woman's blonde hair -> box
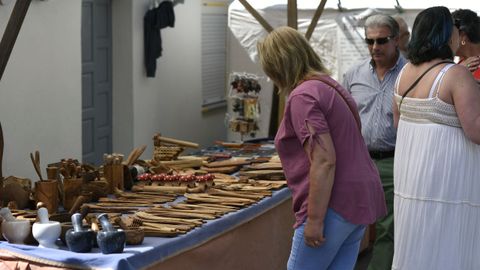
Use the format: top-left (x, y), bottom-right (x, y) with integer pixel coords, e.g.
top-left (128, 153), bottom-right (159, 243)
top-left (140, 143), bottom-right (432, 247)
top-left (257, 26), bottom-right (329, 95)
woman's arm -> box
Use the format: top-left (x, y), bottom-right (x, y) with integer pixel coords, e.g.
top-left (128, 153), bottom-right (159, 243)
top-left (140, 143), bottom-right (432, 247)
top-left (303, 125), bottom-right (336, 247)
top-left (446, 65), bottom-right (480, 144)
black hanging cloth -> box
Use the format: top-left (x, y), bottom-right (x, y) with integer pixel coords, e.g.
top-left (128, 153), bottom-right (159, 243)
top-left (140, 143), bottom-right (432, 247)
top-left (144, 1), bottom-right (175, 77)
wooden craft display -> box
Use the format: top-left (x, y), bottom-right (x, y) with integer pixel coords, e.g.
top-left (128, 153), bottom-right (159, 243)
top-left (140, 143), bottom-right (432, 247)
top-left (53, 159), bottom-right (86, 211)
top-left (29, 150), bottom-right (59, 213)
top-left (103, 153), bottom-right (124, 193)
top-left (34, 180), bottom-right (58, 214)
top-left (63, 178), bottom-right (83, 211)
top-left (152, 133), bottom-right (199, 161)
top-left (0, 176), bottom-right (31, 209)
top-left (227, 73), bottom-right (262, 139)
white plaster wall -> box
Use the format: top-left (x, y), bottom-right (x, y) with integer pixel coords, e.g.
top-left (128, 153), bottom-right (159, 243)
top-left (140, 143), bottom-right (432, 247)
top-left (0, 0), bottom-right (234, 182)
top-left (126, 0), bottom-right (227, 157)
top-left (0, 0), bottom-right (82, 181)
top-left (112, 0), bottom-right (134, 156)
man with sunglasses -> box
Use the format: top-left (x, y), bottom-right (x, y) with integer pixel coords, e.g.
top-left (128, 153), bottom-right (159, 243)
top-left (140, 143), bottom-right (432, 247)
top-left (342, 14), bottom-right (407, 270)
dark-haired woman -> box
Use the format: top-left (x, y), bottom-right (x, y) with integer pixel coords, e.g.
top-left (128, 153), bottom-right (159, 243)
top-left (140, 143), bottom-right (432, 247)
top-left (452, 9), bottom-right (480, 80)
top-left (392, 6), bottom-right (480, 270)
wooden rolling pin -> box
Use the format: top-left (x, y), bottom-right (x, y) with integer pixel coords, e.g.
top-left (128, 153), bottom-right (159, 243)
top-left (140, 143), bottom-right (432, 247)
top-left (156, 135), bottom-right (199, 149)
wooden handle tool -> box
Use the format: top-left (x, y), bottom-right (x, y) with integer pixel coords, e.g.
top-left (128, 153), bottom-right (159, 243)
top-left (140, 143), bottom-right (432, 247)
top-left (68, 195), bottom-right (89, 214)
top-left (124, 145), bottom-right (146, 167)
top-left (131, 145), bottom-right (147, 165)
top-left (124, 148), bottom-right (137, 167)
top-left (158, 136), bottom-right (199, 148)
top-left (30, 152), bottom-right (44, 180)
top-left (0, 123), bottom-right (3, 180)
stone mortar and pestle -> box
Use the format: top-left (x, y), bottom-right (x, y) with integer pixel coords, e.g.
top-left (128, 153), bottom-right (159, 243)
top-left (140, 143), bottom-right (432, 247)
top-left (65, 213), bottom-right (95, 253)
top-left (0, 207), bottom-right (31, 244)
top-left (96, 213), bottom-right (126, 254)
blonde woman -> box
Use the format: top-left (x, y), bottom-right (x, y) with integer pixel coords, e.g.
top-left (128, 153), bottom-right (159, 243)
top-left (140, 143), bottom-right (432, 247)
top-left (257, 26), bottom-right (386, 270)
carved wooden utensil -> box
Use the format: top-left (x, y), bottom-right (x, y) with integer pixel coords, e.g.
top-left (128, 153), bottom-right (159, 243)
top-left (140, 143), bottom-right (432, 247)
top-left (0, 123), bottom-right (3, 181)
top-left (0, 124), bottom-right (4, 205)
top-left (30, 150), bottom-right (44, 181)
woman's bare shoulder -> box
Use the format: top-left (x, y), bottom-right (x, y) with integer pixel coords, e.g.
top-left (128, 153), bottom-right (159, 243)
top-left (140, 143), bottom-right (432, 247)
top-left (443, 64), bottom-right (476, 88)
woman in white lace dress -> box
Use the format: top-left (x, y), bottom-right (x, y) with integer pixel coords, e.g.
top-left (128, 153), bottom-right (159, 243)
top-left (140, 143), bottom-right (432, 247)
top-left (392, 6), bottom-right (480, 270)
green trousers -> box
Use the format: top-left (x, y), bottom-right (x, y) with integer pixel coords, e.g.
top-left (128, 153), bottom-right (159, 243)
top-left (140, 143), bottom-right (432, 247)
top-left (367, 157), bottom-right (394, 270)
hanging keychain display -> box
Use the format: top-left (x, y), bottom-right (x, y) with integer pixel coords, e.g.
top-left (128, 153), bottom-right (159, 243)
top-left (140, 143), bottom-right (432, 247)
top-left (227, 72), bottom-right (262, 140)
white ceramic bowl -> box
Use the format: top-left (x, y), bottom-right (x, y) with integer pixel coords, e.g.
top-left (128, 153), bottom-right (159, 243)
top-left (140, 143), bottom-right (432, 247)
top-left (32, 221), bottom-right (61, 249)
top-left (1, 219), bottom-right (31, 244)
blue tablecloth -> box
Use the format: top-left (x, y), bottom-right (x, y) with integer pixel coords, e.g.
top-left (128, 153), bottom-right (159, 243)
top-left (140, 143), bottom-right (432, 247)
top-left (0, 188), bottom-right (292, 270)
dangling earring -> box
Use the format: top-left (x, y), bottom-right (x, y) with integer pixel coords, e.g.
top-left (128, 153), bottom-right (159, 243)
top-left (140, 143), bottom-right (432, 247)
top-left (461, 40), bottom-right (466, 45)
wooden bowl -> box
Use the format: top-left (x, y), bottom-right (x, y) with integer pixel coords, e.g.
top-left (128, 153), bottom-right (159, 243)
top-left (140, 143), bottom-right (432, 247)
top-left (125, 229), bottom-right (144, 245)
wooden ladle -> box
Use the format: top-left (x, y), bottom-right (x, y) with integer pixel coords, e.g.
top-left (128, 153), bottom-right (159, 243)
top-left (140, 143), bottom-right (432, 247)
top-left (30, 150), bottom-right (44, 181)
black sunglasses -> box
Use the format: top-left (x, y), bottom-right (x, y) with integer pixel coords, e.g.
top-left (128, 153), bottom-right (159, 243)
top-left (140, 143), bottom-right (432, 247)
top-left (365, 36), bottom-right (393, 45)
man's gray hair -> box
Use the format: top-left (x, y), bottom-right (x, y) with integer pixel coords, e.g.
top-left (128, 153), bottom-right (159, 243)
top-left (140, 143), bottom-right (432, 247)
top-left (364, 14), bottom-right (400, 37)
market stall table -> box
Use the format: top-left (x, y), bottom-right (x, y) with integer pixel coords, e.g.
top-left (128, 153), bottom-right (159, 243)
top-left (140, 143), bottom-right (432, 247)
top-left (0, 187), bottom-right (293, 270)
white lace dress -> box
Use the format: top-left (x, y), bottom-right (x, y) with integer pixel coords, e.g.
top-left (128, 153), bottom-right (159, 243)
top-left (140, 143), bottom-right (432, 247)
top-left (392, 64), bottom-right (480, 270)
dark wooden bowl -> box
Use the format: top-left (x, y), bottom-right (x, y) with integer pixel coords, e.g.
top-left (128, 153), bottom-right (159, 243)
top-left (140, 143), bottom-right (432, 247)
top-left (125, 228), bottom-right (144, 245)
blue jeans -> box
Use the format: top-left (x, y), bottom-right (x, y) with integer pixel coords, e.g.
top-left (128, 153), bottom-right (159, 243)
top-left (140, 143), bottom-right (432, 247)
top-left (287, 208), bottom-right (366, 270)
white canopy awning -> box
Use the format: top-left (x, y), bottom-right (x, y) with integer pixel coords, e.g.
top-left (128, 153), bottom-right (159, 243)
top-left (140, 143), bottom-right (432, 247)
top-left (230, 0), bottom-right (478, 12)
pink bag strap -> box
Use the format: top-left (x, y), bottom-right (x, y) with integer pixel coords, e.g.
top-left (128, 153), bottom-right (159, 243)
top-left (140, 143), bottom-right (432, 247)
top-left (302, 75), bottom-right (361, 131)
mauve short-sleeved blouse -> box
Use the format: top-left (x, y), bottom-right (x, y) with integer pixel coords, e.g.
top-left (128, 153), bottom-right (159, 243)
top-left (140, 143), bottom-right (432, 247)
top-left (275, 76), bottom-right (387, 228)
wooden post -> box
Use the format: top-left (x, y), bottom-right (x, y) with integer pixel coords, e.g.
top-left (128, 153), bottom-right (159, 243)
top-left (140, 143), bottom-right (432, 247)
top-left (238, 0), bottom-right (274, 33)
top-left (306, 0), bottom-right (328, 41)
top-left (276, 0), bottom-right (299, 127)
top-left (287, 0), bottom-right (297, 29)
top-left (0, 0), bottom-right (33, 80)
